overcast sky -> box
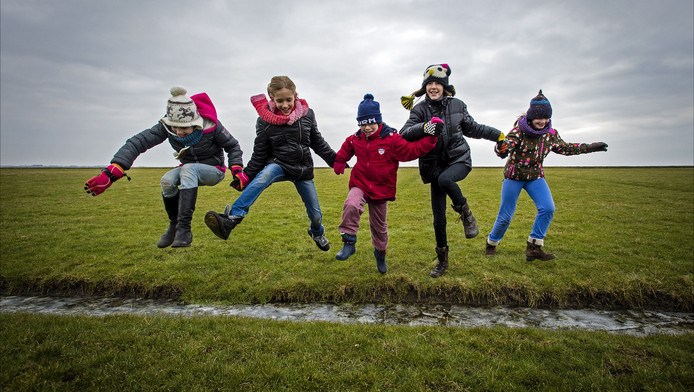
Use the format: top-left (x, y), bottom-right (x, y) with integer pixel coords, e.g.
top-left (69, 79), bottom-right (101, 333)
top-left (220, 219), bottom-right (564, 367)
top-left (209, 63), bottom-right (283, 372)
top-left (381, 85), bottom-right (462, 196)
top-left (1, 0), bottom-right (692, 168)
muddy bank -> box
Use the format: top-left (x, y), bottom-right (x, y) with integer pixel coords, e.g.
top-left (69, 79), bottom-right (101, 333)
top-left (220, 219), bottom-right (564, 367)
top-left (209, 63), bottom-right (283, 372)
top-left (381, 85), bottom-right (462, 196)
top-left (1, 278), bottom-right (690, 311)
top-left (2, 295), bottom-right (692, 337)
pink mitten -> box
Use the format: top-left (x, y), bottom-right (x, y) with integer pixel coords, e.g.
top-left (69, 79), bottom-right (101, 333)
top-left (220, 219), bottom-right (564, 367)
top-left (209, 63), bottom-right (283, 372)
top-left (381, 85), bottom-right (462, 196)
top-left (230, 165), bottom-right (249, 191)
top-left (333, 161), bottom-right (346, 175)
top-left (84, 163), bottom-right (126, 196)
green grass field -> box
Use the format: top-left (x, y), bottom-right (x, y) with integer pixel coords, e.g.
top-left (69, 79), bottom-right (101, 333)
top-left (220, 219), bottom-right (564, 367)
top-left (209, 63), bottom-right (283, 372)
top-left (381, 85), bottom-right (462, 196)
top-left (1, 167), bottom-right (692, 309)
top-left (1, 167), bottom-right (692, 390)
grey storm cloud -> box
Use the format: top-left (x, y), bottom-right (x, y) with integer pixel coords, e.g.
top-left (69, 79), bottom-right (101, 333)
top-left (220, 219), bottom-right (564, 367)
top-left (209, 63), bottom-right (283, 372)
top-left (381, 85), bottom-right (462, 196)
top-left (1, 0), bottom-right (692, 167)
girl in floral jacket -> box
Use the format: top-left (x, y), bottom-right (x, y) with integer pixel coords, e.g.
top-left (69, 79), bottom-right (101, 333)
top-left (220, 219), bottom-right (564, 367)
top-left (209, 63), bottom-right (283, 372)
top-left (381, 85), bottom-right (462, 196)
top-left (486, 90), bottom-right (608, 261)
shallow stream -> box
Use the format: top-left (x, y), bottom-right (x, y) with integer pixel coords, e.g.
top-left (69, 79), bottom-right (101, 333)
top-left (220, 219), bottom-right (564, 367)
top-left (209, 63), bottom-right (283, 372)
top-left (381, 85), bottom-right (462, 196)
top-left (2, 296), bottom-right (692, 337)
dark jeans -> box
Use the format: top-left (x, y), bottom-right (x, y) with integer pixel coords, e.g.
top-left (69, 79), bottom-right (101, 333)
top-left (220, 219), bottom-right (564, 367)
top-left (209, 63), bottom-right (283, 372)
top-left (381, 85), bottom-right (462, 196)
top-left (430, 162), bottom-right (471, 248)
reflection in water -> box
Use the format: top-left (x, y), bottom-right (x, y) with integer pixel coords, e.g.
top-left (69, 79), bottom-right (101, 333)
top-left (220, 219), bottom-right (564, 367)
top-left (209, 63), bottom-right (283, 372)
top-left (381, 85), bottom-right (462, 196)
top-left (1, 296), bottom-right (692, 337)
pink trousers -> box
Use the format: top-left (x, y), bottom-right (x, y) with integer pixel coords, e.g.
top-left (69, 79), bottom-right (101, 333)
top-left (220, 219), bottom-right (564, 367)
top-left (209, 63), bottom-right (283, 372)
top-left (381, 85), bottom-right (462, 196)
top-left (338, 187), bottom-right (388, 252)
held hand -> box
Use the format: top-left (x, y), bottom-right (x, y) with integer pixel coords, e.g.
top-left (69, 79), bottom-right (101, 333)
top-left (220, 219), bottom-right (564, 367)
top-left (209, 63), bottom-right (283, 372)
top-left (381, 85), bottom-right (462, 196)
top-left (230, 165), bottom-right (249, 192)
top-left (494, 140), bottom-right (509, 158)
top-left (84, 164), bottom-right (126, 196)
top-left (423, 117), bottom-right (444, 136)
top-left (586, 142), bottom-right (608, 152)
top-left (333, 161), bottom-right (346, 175)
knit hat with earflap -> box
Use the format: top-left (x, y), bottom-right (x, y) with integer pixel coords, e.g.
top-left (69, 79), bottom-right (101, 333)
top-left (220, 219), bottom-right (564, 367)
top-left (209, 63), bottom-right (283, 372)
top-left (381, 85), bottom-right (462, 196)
top-left (356, 93), bottom-right (382, 125)
top-left (162, 86), bottom-right (204, 129)
top-left (526, 89), bottom-right (552, 121)
top-left (401, 64), bottom-right (457, 110)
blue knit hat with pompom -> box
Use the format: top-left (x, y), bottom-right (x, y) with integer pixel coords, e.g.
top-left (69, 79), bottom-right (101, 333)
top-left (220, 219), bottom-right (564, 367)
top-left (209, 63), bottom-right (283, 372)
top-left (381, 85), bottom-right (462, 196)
top-left (356, 93), bottom-right (382, 125)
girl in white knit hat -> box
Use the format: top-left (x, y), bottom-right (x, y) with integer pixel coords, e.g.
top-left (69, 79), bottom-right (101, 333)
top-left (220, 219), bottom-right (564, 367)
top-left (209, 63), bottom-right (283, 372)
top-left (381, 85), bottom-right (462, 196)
top-left (84, 86), bottom-right (244, 248)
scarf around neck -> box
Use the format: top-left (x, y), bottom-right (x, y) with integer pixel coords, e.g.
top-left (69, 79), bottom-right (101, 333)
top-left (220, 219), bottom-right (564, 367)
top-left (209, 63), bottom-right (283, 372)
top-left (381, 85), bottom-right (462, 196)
top-left (252, 95), bottom-right (310, 125)
top-left (518, 115), bottom-right (552, 137)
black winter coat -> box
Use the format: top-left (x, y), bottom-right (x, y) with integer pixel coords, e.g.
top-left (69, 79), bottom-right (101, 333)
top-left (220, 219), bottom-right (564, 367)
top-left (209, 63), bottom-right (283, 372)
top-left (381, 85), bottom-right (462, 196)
top-left (111, 121), bottom-right (243, 170)
top-left (400, 97), bottom-right (501, 183)
top-left (244, 109), bottom-right (336, 181)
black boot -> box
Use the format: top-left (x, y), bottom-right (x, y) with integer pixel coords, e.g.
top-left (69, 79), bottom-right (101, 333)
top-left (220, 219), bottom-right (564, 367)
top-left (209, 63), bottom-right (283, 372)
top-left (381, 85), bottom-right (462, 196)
top-left (335, 234), bottom-right (356, 260)
top-left (171, 188), bottom-right (197, 247)
top-left (452, 203), bottom-right (478, 239)
top-left (526, 240), bottom-right (555, 261)
top-left (157, 193), bottom-right (179, 248)
top-left (374, 249), bottom-right (387, 274)
top-left (429, 246), bottom-right (449, 278)
top-left (204, 206), bottom-right (243, 240)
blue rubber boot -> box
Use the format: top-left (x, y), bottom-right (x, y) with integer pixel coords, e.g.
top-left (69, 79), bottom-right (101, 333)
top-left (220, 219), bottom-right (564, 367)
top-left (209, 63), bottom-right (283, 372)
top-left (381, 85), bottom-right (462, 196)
top-left (335, 234), bottom-right (356, 260)
top-left (374, 249), bottom-right (387, 274)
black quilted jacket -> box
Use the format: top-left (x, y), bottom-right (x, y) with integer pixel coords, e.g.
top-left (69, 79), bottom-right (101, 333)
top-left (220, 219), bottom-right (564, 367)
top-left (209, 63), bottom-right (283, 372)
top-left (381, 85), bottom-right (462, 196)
top-left (244, 109), bottom-right (336, 181)
top-left (400, 97), bottom-right (501, 183)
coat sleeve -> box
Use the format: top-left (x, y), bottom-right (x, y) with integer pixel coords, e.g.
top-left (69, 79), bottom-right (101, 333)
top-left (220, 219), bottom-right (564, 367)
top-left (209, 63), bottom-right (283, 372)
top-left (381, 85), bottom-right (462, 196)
top-left (399, 105), bottom-right (427, 141)
top-left (335, 136), bottom-right (355, 164)
top-left (243, 118), bottom-right (271, 180)
top-left (390, 133), bottom-right (438, 162)
top-left (308, 111), bottom-right (337, 167)
top-left (214, 122), bottom-right (244, 168)
top-left (456, 101), bottom-right (502, 142)
top-left (550, 130), bottom-right (586, 156)
top-left (111, 122), bottom-right (168, 170)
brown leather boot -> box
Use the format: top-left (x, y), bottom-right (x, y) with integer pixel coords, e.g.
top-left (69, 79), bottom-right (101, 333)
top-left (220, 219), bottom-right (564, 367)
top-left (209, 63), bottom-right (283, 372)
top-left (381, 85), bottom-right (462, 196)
top-left (430, 246), bottom-right (449, 278)
top-left (452, 203), bottom-right (478, 239)
top-left (485, 240), bottom-right (497, 256)
top-left (526, 241), bottom-right (555, 261)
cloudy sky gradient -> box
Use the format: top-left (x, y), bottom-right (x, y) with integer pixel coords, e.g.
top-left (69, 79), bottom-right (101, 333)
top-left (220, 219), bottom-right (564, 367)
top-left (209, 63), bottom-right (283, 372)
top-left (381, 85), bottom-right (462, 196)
top-left (1, 0), bottom-right (692, 168)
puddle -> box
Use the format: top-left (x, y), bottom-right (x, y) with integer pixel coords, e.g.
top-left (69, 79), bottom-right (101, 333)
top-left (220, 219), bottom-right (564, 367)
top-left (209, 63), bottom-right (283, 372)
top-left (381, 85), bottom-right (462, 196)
top-left (1, 296), bottom-right (692, 337)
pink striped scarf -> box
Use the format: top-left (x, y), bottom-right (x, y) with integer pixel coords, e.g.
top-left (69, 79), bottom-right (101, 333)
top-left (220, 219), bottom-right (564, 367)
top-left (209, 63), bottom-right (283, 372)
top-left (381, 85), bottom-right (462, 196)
top-left (251, 94), bottom-right (309, 125)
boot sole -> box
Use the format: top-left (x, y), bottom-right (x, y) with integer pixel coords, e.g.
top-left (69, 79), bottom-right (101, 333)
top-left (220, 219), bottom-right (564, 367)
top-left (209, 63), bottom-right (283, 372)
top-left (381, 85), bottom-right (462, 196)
top-left (335, 252), bottom-right (355, 261)
top-left (204, 212), bottom-right (230, 240)
top-left (526, 256), bottom-right (556, 261)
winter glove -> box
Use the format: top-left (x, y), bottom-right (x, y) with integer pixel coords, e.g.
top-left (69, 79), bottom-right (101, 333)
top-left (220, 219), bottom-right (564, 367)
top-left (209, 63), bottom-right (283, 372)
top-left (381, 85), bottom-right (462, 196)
top-left (333, 161), bottom-right (346, 175)
top-left (494, 132), bottom-right (508, 158)
top-left (495, 141), bottom-right (509, 158)
top-left (423, 117), bottom-right (444, 136)
top-left (230, 165), bottom-right (249, 192)
top-left (84, 163), bottom-right (127, 196)
top-left (585, 142), bottom-right (608, 153)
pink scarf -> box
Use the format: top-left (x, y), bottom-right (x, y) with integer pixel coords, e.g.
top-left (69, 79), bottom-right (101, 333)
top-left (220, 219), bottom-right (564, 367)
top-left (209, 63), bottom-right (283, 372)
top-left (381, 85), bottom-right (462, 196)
top-left (250, 94), bottom-right (309, 125)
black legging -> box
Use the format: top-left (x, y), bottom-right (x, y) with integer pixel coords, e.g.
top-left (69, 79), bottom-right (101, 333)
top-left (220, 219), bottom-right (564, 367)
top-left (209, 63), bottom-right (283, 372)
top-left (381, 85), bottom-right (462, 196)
top-left (430, 162), bottom-right (471, 248)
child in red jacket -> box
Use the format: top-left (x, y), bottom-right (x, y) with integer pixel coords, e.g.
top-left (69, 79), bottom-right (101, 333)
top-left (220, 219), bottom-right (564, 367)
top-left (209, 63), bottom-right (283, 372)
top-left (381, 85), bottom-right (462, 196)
top-left (333, 94), bottom-right (441, 273)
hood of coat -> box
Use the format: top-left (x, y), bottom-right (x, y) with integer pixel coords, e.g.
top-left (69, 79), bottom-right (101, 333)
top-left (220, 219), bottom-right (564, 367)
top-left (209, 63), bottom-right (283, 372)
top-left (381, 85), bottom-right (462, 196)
top-left (191, 92), bottom-right (218, 133)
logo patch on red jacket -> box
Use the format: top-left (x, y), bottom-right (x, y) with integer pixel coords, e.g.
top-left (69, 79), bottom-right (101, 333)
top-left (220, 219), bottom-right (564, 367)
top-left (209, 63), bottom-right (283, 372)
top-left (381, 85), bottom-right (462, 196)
top-left (378, 148), bottom-right (385, 155)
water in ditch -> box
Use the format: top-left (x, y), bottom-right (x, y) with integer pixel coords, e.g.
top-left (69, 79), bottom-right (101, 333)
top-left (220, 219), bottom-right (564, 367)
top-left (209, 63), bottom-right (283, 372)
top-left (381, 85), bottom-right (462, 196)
top-left (1, 295), bottom-right (692, 337)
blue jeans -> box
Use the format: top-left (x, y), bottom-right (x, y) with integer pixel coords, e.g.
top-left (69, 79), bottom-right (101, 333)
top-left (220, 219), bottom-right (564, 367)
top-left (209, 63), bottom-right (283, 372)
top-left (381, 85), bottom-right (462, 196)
top-left (488, 178), bottom-right (555, 244)
top-left (160, 163), bottom-right (225, 197)
top-left (231, 163), bottom-right (325, 236)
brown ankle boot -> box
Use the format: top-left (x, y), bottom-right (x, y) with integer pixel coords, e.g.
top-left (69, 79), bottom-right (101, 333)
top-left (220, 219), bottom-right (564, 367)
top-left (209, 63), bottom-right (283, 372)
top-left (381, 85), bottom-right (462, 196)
top-left (526, 241), bottom-right (555, 261)
top-left (452, 203), bottom-right (478, 239)
top-left (485, 241), bottom-right (497, 256)
top-left (430, 246), bottom-right (449, 278)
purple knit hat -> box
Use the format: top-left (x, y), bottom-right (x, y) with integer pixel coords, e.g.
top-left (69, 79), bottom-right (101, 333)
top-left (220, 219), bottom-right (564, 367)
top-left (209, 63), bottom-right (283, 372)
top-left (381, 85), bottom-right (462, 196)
top-left (526, 89), bottom-right (552, 121)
